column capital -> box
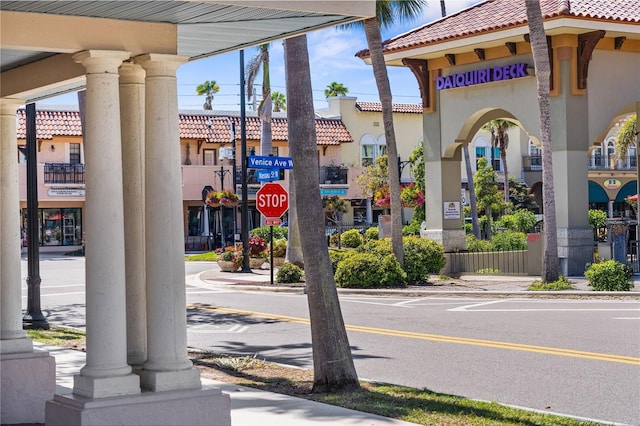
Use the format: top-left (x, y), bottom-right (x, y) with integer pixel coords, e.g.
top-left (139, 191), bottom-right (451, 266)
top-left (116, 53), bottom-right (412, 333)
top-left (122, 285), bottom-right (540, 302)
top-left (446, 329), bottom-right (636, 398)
top-left (134, 53), bottom-right (188, 76)
top-left (73, 50), bottom-right (130, 74)
top-left (119, 62), bottom-right (146, 85)
top-left (0, 98), bottom-right (24, 115)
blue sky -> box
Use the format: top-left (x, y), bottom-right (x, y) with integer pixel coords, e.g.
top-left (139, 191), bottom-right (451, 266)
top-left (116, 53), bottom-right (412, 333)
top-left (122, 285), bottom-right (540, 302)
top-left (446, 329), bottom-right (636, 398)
top-left (41, 0), bottom-right (479, 111)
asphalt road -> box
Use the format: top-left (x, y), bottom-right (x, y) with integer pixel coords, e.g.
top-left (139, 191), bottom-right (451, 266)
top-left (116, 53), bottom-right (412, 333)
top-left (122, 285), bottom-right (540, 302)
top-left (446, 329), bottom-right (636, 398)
top-left (22, 256), bottom-right (640, 425)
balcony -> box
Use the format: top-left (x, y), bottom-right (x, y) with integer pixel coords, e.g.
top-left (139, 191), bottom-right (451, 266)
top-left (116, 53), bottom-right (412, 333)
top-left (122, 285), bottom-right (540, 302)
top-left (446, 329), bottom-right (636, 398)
top-left (588, 155), bottom-right (637, 170)
top-left (44, 163), bottom-right (85, 184)
top-left (319, 166), bottom-right (348, 185)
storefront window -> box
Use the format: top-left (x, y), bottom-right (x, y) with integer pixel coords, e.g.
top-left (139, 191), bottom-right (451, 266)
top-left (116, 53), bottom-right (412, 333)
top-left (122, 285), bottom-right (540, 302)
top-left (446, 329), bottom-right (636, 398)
top-left (22, 208), bottom-right (82, 246)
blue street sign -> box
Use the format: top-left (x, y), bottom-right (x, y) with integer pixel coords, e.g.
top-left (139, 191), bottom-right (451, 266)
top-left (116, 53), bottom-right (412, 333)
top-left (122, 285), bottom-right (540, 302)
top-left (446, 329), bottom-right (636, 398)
top-left (256, 169), bottom-right (281, 182)
top-left (247, 155), bottom-right (293, 169)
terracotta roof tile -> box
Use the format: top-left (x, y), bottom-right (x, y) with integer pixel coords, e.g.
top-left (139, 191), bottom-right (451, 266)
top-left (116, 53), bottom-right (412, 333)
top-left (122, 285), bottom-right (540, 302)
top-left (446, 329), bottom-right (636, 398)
top-left (16, 108), bottom-right (353, 146)
top-left (357, 0), bottom-right (639, 57)
top-left (356, 101), bottom-right (422, 114)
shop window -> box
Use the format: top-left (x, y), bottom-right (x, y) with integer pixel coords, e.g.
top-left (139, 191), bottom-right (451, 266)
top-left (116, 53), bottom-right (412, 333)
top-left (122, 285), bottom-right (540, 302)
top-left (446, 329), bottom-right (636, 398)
top-left (33, 208), bottom-right (82, 246)
top-left (204, 149), bottom-right (217, 166)
top-left (69, 143), bottom-right (81, 164)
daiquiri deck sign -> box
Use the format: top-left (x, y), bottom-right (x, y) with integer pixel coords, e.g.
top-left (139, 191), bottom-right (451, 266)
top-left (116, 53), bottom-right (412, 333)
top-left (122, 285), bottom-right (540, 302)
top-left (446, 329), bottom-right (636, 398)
top-left (436, 63), bottom-right (530, 90)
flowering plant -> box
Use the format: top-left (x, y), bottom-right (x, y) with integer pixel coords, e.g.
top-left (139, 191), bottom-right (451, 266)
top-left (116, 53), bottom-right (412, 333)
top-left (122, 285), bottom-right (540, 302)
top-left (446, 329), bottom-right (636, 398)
top-left (400, 183), bottom-right (425, 208)
top-left (205, 190), bottom-right (239, 208)
top-left (219, 246), bottom-right (243, 270)
top-left (248, 236), bottom-right (268, 258)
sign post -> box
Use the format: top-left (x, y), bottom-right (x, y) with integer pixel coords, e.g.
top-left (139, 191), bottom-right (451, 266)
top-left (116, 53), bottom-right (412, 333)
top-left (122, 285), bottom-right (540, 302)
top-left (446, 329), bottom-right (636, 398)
top-left (256, 183), bottom-right (289, 284)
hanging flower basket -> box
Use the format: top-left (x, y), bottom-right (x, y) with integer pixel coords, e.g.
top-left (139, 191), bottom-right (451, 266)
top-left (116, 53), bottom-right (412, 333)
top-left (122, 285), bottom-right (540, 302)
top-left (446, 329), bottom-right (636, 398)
top-left (205, 190), bottom-right (221, 208)
top-left (205, 189), bottom-right (239, 208)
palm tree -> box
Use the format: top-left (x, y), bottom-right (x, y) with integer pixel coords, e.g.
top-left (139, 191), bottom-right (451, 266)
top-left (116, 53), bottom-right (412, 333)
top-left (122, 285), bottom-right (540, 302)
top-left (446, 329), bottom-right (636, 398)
top-left (283, 34), bottom-right (360, 392)
top-left (246, 44), bottom-right (273, 155)
top-left (195, 80), bottom-right (220, 110)
top-left (615, 114), bottom-right (637, 163)
top-left (272, 91), bottom-right (286, 112)
top-left (324, 82), bottom-right (349, 98)
top-left (345, 0), bottom-right (427, 265)
top-left (525, 0), bottom-right (559, 282)
top-left (482, 119), bottom-right (516, 203)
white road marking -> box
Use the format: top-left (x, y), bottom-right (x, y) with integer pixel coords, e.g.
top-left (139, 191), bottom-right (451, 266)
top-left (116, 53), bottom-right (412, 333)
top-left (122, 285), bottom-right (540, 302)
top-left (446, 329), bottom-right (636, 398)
top-left (450, 299), bottom-right (640, 312)
top-left (188, 324), bottom-right (248, 333)
top-left (613, 317), bottom-right (640, 320)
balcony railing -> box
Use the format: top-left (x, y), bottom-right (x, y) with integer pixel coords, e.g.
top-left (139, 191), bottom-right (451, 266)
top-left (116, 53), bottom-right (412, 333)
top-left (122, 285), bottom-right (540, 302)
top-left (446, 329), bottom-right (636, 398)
top-left (44, 163), bottom-right (85, 184)
top-left (319, 166), bottom-right (348, 185)
top-left (523, 155), bottom-right (638, 172)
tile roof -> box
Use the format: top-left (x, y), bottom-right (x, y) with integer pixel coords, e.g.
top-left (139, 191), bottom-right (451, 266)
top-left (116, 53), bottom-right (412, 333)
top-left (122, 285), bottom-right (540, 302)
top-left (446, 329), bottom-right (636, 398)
top-left (16, 108), bottom-right (353, 146)
top-left (357, 0), bottom-right (640, 57)
top-left (356, 101), bottom-right (422, 114)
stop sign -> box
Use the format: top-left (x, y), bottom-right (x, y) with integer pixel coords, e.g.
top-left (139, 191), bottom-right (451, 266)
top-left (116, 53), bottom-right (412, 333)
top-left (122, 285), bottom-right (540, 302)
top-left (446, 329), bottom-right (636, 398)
top-left (256, 183), bottom-right (289, 218)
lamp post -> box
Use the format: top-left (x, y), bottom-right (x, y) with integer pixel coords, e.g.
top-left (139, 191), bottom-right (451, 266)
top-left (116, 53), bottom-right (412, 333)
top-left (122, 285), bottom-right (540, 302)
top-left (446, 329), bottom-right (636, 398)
top-left (23, 103), bottom-right (49, 329)
top-left (213, 164), bottom-right (231, 248)
top-left (239, 50), bottom-right (251, 272)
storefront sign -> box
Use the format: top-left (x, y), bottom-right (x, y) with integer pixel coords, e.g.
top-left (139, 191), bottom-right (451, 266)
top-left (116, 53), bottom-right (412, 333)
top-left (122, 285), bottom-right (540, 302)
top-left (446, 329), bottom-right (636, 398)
top-left (603, 178), bottom-right (621, 190)
top-left (48, 188), bottom-right (85, 197)
top-left (443, 201), bottom-right (461, 219)
top-left (320, 188), bottom-right (347, 196)
top-left (436, 63), bottom-right (529, 91)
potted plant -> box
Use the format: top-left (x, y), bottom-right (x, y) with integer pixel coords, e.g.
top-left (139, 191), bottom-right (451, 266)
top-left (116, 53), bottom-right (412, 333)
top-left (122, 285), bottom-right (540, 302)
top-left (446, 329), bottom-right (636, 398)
top-left (205, 190), bottom-right (221, 208)
top-left (219, 189), bottom-right (239, 207)
top-left (270, 238), bottom-right (287, 266)
top-left (248, 236), bottom-right (268, 268)
top-left (217, 246), bottom-right (242, 272)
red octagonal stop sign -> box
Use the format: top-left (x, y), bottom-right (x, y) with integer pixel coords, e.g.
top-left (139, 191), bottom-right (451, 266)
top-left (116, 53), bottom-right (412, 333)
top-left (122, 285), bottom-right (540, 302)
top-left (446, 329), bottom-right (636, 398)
top-left (256, 183), bottom-right (289, 218)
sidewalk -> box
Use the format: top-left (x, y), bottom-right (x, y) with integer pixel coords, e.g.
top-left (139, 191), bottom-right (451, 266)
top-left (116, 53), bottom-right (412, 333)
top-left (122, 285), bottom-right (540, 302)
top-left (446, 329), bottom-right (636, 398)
top-left (197, 265), bottom-right (640, 296)
top-left (42, 343), bottom-right (418, 426)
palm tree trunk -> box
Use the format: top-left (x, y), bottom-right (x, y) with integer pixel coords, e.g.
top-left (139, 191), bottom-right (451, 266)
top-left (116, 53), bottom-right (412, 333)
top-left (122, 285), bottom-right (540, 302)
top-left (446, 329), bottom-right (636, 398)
top-left (501, 147), bottom-right (509, 204)
top-left (464, 146), bottom-right (481, 238)
top-left (525, 0), bottom-right (559, 282)
top-left (284, 34), bottom-right (359, 392)
top-left (364, 17), bottom-right (404, 265)
top-left (286, 170), bottom-right (304, 267)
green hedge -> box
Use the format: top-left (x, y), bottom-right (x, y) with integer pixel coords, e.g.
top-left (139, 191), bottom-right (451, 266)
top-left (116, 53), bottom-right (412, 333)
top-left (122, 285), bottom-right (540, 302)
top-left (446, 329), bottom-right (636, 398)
top-left (334, 252), bottom-right (406, 288)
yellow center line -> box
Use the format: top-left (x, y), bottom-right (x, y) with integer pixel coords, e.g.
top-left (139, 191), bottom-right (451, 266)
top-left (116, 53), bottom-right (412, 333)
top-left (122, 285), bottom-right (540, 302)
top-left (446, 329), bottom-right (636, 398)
top-left (190, 304), bottom-right (640, 366)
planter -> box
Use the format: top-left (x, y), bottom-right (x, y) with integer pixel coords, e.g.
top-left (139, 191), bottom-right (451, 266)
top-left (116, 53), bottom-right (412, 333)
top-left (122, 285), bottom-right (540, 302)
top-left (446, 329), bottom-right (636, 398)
top-left (272, 257), bottom-right (286, 267)
top-left (249, 257), bottom-right (265, 269)
top-left (217, 260), bottom-right (238, 272)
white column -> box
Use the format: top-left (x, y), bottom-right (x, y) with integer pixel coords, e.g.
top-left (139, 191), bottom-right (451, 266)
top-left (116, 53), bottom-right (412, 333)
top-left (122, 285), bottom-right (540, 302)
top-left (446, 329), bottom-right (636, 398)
top-left (0, 98), bottom-right (33, 354)
top-left (72, 50), bottom-right (140, 398)
top-left (119, 62), bottom-right (147, 367)
top-left (135, 53), bottom-right (201, 392)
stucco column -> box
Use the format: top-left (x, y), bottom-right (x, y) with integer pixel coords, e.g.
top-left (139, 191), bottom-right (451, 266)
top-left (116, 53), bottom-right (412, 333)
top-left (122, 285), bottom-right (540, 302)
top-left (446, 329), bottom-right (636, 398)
top-left (550, 49), bottom-right (593, 276)
top-left (72, 50), bottom-right (140, 398)
top-left (135, 53), bottom-right (201, 392)
top-left (119, 62), bottom-right (147, 367)
top-left (0, 98), bottom-right (33, 354)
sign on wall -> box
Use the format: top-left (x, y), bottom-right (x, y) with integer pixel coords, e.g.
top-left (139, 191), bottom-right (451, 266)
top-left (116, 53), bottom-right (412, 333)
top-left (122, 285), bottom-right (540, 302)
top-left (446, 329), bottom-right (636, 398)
top-left (444, 201), bottom-right (461, 220)
top-left (436, 63), bottom-right (530, 91)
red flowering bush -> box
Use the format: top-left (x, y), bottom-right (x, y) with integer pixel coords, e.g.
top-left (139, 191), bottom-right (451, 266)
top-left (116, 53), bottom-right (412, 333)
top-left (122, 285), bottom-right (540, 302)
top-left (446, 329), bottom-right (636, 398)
top-left (248, 236), bottom-right (268, 258)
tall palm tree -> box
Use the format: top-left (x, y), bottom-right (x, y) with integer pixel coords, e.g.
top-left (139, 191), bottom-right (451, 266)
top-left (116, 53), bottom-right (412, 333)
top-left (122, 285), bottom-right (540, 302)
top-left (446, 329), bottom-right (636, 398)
top-left (271, 91), bottom-right (286, 112)
top-left (283, 34), bottom-right (360, 392)
top-left (324, 82), bottom-right (349, 98)
top-left (482, 119), bottom-right (516, 203)
top-left (246, 44), bottom-right (273, 155)
top-left (615, 114), bottom-right (637, 162)
top-left (346, 0), bottom-right (427, 265)
top-left (195, 80), bottom-right (220, 110)
top-left (525, 0), bottom-right (559, 282)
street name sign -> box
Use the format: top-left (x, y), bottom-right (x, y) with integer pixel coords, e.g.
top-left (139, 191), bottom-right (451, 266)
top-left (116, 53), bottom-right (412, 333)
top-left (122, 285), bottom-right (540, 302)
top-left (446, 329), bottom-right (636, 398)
top-left (247, 155), bottom-right (293, 169)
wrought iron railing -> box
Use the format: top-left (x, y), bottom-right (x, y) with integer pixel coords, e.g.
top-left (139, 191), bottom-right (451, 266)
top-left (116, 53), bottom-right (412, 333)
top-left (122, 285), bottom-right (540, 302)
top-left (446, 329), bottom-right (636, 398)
top-left (319, 166), bottom-right (348, 184)
top-left (44, 163), bottom-right (85, 184)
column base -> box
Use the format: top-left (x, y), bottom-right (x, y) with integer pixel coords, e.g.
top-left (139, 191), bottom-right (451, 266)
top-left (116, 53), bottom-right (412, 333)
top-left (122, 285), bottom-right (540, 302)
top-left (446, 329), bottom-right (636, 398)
top-left (557, 227), bottom-right (593, 276)
top-left (46, 387), bottom-right (230, 426)
top-left (73, 373), bottom-right (140, 399)
top-left (137, 366), bottom-right (201, 392)
top-left (420, 228), bottom-right (466, 252)
top-left (0, 336), bottom-right (33, 354)
top-left (1, 350), bottom-right (56, 425)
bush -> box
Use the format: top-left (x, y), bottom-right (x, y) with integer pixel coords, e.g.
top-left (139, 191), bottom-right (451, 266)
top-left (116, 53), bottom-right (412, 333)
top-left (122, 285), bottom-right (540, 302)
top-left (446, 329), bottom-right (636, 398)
top-left (528, 276), bottom-right (574, 291)
top-left (250, 226), bottom-right (288, 241)
top-left (402, 222), bottom-right (421, 236)
top-left (276, 263), bottom-right (304, 283)
top-left (466, 235), bottom-right (493, 252)
top-left (491, 230), bottom-right (527, 250)
top-left (334, 252), bottom-right (406, 288)
top-left (584, 260), bottom-right (633, 291)
top-left (364, 227), bottom-right (379, 242)
top-left (271, 238), bottom-right (287, 258)
top-left (340, 229), bottom-right (364, 248)
top-left (496, 209), bottom-right (538, 233)
top-left (357, 238), bottom-right (392, 256)
top-left (402, 236), bottom-right (446, 283)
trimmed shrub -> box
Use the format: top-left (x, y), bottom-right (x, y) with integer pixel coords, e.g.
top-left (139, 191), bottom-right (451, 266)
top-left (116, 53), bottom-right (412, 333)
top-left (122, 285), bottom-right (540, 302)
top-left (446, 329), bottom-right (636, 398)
top-left (271, 238), bottom-right (287, 258)
top-left (364, 226), bottom-right (379, 242)
top-left (250, 226), bottom-right (288, 241)
top-left (340, 229), bottom-right (363, 248)
top-left (329, 249), bottom-right (353, 274)
top-left (402, 222), bottom-right (421, 236)
top-left (466, 235), bottom-right (493, 252)
top-left (276, 263), bottom-right (304, 283)
top-left (357, 238), bottom-right (392, 256)
top-left (585, 260), bottom-right (633, 291)
top-left (491, 230), bottom-right (527, 251)
top-left (335, 252), bottom-right (406, 288)
top-left (402, 236), bottom-right (446, 283)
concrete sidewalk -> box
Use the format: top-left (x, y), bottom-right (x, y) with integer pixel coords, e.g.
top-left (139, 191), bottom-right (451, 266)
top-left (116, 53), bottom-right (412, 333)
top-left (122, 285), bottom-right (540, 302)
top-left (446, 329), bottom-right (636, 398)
top-left (41, 343), bottom-right (418, 426)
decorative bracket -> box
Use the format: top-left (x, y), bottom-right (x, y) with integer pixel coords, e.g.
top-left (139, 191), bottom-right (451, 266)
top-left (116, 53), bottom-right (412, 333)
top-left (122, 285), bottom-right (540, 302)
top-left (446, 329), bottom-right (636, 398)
top-left (474, 48), bottom-right (485, 61)
top-left (577, 30), bottom-right (605, 90)
top-left (445, 54), bottom-right (456, 66)
top-left (505, 42), bottom-right (517, 56)
top-left (402, 58), bottom-right (430, 109)
top-left (614, 36), bottom-right (626, 50)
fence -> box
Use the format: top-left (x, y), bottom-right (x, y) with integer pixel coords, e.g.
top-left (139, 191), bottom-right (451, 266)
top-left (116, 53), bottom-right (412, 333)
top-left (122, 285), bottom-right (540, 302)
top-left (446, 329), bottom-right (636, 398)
top-left (443, 234), bottom-right (543, 276)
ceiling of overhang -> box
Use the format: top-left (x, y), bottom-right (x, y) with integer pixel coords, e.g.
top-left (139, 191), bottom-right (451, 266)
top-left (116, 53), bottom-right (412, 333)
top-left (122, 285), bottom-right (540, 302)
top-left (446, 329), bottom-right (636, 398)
top-left (0, 0), bottom-right (368, 72)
